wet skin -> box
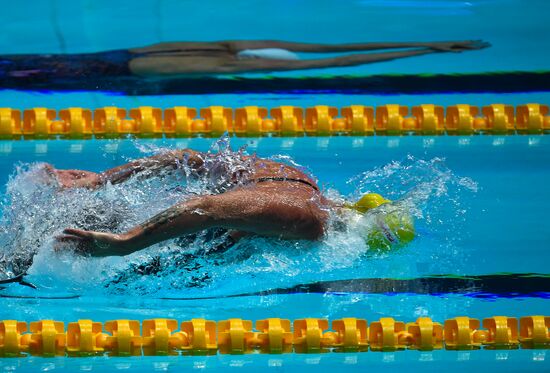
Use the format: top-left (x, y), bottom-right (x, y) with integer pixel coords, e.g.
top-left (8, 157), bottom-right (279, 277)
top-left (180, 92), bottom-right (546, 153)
top-left (52, 149), bottom-right (332, 257)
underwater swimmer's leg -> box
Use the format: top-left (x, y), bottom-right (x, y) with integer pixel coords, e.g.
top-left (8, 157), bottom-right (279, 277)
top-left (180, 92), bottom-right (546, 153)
top-left (56, 187), bottom-right (326, 257)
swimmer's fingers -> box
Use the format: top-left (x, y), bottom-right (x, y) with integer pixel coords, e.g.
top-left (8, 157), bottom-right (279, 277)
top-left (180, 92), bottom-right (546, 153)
top-left (468, 40), bottom-right (491, 50)
top-left (52, 171), bottom-right (102, 189)
top-left (62, 228), bottom-right (94, 239)
top-left (58, 229), bottom-right (129, 257)
top-left (451, 40), bottom-right (491, 51)
top-left (55, 229), bottom-right (97, 254)
top-left (55, 233), bottom-right (90, 245)
top-left (43, 163), bottom-right (55, 175)
top-left (42, 165), bottom-right (81, 189)
top-left (54, 233), bottom-right (94, 255)
top-left (41, 163), bottom-right (62, 186)
top-left (55, 234), bottom-right (85, 243)
top-left (430, 40), bottom-right (491, 53)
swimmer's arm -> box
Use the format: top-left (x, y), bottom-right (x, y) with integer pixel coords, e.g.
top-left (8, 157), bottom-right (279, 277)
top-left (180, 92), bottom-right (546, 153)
top-left (58, 191), bottom-right (323, 256)
top-left (58, 196), bottom-right (219, 256)
top-left (122, 192), bottom-right (323, 253)
top-left (98, 149), bottom-right (205, 186)
top-left (48, 149), bottom-right (204, 189)
top-left (57, 197), bottom-right (214, 256)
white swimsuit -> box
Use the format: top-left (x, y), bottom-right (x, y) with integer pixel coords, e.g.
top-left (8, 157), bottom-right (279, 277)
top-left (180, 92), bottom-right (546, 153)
top-left (237, 48), bottom-right (299, 61)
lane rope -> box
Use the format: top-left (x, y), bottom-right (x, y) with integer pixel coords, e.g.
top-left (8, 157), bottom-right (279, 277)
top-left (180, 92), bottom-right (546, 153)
top-left (0, 104), bottom-right (549, 139)
top-left (0, 316), bottom-right (548, 356)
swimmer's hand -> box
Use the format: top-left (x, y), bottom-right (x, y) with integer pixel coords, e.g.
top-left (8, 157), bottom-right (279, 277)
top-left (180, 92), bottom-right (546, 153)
top-left (56, 228), bottom-right (131, 257)
top-left (428, 40), bottom-right (491, 53)
top-left (44, 164), bottom-right (102, 189)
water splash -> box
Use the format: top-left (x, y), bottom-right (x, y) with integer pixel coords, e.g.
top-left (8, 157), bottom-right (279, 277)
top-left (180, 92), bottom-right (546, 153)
top-left (0, 139), bottom-right (476, 297)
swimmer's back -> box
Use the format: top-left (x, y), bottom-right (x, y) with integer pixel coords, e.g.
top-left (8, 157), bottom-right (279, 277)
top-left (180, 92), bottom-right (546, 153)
top-left (247, 158), bottom-right (318, 188)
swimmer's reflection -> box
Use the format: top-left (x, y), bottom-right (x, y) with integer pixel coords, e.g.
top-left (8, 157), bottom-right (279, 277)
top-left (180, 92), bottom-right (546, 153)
top-left (1, 40), bottom-right (489, 79)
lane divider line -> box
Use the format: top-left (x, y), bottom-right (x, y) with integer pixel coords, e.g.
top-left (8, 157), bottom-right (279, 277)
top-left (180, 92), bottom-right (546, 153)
top-left (0, 316), bottom-right (548, 356)
top-left (0, 104), bottom-right (549, 139)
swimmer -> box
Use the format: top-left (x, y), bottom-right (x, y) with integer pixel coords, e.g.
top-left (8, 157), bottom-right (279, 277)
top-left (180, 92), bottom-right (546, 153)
top-left (1, 39), bottom-right (489, 79)
top-left (52, 148), bottom-right (413, 257)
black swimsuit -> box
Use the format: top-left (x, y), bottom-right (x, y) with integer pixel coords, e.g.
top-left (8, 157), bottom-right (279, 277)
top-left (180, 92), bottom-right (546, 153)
top-left (0, 50), bottom-right (136, 80)
top-left (0, 48), bottom-right (234, 80)
top-left (251, 177), bottom-right (320, 191)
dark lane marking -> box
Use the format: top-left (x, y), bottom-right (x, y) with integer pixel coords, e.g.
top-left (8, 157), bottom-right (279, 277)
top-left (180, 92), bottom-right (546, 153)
top-left (2, 273), bottom-right (548, 300)
top-left (0, 294), bottom-right (80, 299)
top-left (1, 71), bottom-right (549, 95)
top-left (161, 273), bottom-right (550, 300)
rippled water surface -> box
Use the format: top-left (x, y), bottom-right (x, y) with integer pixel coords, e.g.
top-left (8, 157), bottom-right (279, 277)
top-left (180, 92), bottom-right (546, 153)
top-left (0, 136), bottom-right (548, 298)
top-left (0, 136), bottom-right (478, 296)
top-left (0, 136), bottom-right (548, 371)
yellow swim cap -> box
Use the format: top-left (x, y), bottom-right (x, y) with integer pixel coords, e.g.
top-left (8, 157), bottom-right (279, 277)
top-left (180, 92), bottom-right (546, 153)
top-left (350, 193), bottom-right (390, 213)
top-left (347, 193), bottom-right (415, 252)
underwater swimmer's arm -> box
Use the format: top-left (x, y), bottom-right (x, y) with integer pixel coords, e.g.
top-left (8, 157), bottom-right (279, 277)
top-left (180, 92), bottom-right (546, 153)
top-left (224, 40), bottom-right (490, 53)
top-left (127, 40), bottom-right (490, 54)
top-left (231, 47), bottom-right (488, 73)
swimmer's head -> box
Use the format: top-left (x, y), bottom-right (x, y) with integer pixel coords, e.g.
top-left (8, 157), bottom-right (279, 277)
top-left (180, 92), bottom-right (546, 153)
top-left (345, 193), bottom-right (415, 251)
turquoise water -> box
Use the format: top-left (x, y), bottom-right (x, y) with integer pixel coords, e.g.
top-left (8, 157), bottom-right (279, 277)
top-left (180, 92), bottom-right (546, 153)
top-left (0, 137), bottom-right (549, 371)
top-left (1, 0), bottom-right (549, 371)
top-left (3, 350), bottom-right (549, 372)
top-left (0, 0), bottom-right (549, 108)
top-left (1, 0), bottom-right (549, 73)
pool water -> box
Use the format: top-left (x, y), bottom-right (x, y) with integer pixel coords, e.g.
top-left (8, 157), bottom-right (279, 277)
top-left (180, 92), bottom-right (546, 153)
top-left (2, 350), bottom-right (548, 372)
top-left (1, 0), bottom-right (550, 110)
top-left (0, 136), bottom-right (548, 371)
top-left (1, 0), bottom-right (549, 371)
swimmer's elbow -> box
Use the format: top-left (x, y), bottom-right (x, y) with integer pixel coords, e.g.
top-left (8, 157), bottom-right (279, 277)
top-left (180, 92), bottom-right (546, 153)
top-left (309, 220), bottom-right (326, 241)
top-left (290, 216), bottom-right (326, 241)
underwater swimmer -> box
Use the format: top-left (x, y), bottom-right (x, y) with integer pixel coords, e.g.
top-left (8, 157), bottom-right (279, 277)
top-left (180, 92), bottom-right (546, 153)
top-left (1, 39), bottom-right (489, 79)
top-left (52, 149), bottom-right (414, 257)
